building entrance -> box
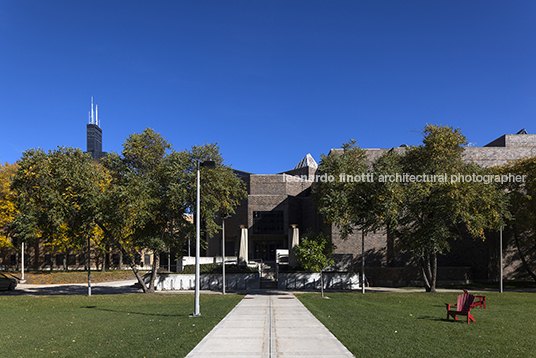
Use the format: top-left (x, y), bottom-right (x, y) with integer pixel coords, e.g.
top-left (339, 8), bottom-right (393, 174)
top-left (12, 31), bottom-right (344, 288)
top-left (254, 240), bottom-right (281, 262)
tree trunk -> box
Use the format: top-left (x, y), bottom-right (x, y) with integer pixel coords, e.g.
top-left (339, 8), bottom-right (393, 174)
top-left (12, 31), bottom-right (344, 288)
top-left (63, 251), bottom-right (68, 272)
top-left (419, 257), bottom-right (431, 292)
top-left (430, 251), bottom-right (437, 293)
top-left (420, 251), bottom-right (437, 293)
top-left (148, 252), bottom-right (160, 293)
top-left (95, 222), bottom-right (149, 293)
top-left (513, 231), bottom-right (536, 283)
top-left (101, 250), bottom-right (106, 272)
top-left (320, 270), bottom-right (324, 298)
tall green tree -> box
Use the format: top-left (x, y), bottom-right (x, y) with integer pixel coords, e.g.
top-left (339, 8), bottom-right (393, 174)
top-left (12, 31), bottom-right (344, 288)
top-left (99, 128), bottom-right (246, 292)
top-left (315, 125), bottom-right (508, 292)
top-left (394, 125), bottom-right (507, 292)
top-left (499, 156), bottom-right (536, 282)
top-left (313, 140), bottom-right (378, 238)
top-left (294, 232), bottom-right (335, 298)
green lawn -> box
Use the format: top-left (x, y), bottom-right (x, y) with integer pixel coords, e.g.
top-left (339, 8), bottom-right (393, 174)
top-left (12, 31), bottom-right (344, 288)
top-left (297, 291), bottom-right (536, 357)
top-left (0, 293), bottom-right (242, 358)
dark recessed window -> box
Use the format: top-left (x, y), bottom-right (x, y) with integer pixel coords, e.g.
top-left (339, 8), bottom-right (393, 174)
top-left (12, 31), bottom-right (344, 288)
top-left (78, 254), bottom-right (86, 267)
top-left (67, 255), bottom-right (77, 266)
top-left (253, 211), bottom-right (284, 234)
top-left (56, 255), bottom-right (64, 266)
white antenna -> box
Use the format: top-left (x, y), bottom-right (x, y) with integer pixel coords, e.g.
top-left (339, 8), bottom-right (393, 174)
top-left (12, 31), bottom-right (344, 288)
top-left (88, 97), bottom-right (101, 126)
top-left (91, 97), bottom-right (94, 124)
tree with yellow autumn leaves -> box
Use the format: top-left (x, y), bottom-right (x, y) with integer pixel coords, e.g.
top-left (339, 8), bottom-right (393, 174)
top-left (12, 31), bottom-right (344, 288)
top-left (0, 162), bottom-right (18, 248)
top-left (10, 128), bottom-right (246, 293)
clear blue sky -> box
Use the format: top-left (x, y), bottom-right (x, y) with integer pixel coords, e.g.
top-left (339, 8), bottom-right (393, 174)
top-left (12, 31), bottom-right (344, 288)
top-left (1, 1), bottom-right (535, 174)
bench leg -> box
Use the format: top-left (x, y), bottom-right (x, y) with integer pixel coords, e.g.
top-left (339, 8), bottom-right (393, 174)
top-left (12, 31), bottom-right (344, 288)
top-left (468, 313), bottom-right (475, 324)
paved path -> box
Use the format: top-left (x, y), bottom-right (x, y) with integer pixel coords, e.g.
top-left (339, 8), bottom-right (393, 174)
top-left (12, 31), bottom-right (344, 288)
top-left (186, 292), bottom-right (354, 358)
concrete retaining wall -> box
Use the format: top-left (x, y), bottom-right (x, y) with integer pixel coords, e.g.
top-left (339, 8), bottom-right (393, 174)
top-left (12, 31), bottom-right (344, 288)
top-left (150, 273), bottom-right (260, 291)
top-left (278, 273), bottom-right (361, 290)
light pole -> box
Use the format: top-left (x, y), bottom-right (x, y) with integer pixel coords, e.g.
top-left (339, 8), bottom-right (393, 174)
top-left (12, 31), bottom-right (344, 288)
top-left (500, 226), bottom-right (503, 293)
top-left (20, 242), bottom-right (26, 283)
top-left (193, 159), bottom-right (215, 317)
top-left (222, 214), bottom-right (230, 295)
top-left (361, 229), bottom-right (365, 294)
top-left (87, 225), bottom-right (92, 297)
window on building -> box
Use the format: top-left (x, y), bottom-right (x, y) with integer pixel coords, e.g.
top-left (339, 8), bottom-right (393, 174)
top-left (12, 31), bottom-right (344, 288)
top-left (253, 211), bottom-right (284, 234)
top-left (78, 254), bottom-right (86, 267)
top-left (10, 255), bottom-right (16, 266)
top-left (67, 255), bottom-right (77, 266)
top-left (44, 255), bottom-right (52, 266)
top-left (112, 254), bottom-right (120, 266)
top-left (225, 241), bottom-right (235, 257)
top-left (144, 254), bottom-right (151, 266)
top-left (55, 254), bottom-right (64, 266)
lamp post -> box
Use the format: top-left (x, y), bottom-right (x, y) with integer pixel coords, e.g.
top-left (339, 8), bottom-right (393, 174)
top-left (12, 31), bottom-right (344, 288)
top-left (361, 229), bottom-right (365, 294)
top-left (500, 226), bottom-right (503, 293)
top-left (87, 225), bottom-right (92, 297)
top-left (20, 242), bottom-right (26, 283)
top-left (222, 214), bottom-right (230, 295)
top-left (193, 159), bottom-right (215, 317)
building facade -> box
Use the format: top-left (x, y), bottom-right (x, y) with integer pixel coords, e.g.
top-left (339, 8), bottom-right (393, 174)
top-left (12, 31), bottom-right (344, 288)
top-left (206, 130), bottom-right (536, 283)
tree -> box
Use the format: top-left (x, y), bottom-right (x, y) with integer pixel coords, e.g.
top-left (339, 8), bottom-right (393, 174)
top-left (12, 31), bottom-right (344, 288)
top-left (294, 232), bottom-right (335, 298)
top-left (0, 162), bottom-right (18, 248)
top-left (315, 125), bottom-right (508, 293)
top-left (499, 156), bottom-right (536, 282)
top-left (98, 128), bottom-right (246, 293)
top-left (394, 125), bottom-right (507, 292)
top-left (11, 147), bottom-right (111, 270)
top-left (313, 140), bottom-right (378, 238)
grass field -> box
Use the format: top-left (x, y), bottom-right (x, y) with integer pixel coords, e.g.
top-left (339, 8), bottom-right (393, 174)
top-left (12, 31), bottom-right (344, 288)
top-left (3, 270), bottom-right (137, 284)
top-left (0, 293), bottom-right (243, 358)
top-left (298, 291), bottom-right (536, 357)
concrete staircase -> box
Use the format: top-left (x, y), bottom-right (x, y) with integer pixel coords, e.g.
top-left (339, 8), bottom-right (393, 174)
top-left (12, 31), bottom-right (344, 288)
top-left (260, 262), bottom-right (278, 289)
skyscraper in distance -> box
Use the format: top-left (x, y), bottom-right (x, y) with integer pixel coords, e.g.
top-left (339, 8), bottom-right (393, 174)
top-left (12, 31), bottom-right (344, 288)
top-left (86, 97), bottom-right (106, 160)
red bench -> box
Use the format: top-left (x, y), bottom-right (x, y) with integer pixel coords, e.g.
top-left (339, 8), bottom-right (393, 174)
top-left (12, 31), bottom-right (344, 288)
top-left (445, 292), bottom-right (476, 324)
top-left (463, 289), bottom-right (486, 309)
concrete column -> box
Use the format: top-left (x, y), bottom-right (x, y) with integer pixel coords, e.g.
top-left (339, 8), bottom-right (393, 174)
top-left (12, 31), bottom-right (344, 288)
top-left (289, 224), bottom-right (299, 266)
top-left (238, 225), bottom-right (248, 266)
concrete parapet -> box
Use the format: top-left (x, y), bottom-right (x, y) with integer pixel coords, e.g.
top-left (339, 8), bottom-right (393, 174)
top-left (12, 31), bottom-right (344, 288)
top-left (278, 272), bottom-right (360, 290)
top-left (150, 273), bottom-right (260, 291)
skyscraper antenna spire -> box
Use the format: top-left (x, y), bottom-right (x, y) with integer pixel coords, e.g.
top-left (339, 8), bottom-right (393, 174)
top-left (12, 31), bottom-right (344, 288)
top-left (89, 97), bottom-right (100, 126)
top-left (90, 97), bottom-right (94, 125)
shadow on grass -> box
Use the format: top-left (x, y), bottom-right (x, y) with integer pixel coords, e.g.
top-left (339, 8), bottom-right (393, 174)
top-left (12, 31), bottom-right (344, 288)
top-left (83, 305), bottom-right (186, 317)
top-left (417, 315), bottom-right (475, 324)
top-left (2, 284), bottom-right (141, 296)
top-left (417, 315), bottom-right (454, 322)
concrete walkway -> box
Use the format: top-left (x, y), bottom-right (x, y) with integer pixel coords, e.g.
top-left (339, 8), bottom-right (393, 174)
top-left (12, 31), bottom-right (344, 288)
top-left (186, 292), bottom-right (354, 358)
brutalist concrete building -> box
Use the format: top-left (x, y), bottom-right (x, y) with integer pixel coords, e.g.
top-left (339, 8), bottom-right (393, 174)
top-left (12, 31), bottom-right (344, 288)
top-left (206, 130), bottom-right (536, 284)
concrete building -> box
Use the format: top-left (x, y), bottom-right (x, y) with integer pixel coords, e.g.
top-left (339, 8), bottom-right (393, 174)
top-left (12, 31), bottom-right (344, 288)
top-left (205, 129), bottom-right (536, 284)
top-left (206, 154), bottom-right (322, 265)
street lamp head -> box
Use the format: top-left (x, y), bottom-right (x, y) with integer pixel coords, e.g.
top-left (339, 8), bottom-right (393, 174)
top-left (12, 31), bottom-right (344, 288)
top-left (201, 160), bottom-right (216, 169)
